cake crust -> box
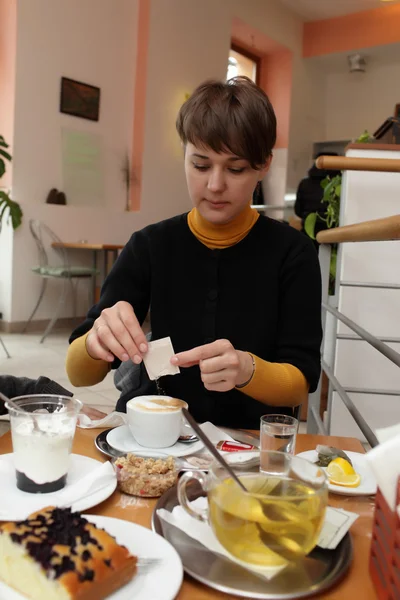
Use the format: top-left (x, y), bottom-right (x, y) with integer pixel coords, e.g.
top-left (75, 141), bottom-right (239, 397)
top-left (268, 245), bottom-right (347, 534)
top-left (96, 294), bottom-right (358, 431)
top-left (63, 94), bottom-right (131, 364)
top-left (0, 506), bottom-right (137, 600)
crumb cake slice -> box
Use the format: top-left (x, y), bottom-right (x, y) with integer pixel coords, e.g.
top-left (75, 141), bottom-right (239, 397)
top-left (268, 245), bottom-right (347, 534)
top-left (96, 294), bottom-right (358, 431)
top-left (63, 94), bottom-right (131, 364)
top-left (0, 506), bottom-right (137, 600)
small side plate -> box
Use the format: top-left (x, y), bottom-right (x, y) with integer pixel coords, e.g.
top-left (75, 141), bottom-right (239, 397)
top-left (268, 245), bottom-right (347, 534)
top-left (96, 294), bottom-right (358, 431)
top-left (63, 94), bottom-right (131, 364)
top-left (95, 428), bottom-right (125, 458)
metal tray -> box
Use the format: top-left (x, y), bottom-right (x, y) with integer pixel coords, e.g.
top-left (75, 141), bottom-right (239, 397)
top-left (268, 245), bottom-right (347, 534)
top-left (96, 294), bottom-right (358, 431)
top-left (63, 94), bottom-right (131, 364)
top-left (152, 482), bottom-right (353, 599)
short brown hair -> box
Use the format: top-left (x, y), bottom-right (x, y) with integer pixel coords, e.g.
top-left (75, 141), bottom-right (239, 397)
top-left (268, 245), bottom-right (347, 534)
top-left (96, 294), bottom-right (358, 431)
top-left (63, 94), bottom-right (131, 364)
top-left (176, 76), bottom-right (276, 169)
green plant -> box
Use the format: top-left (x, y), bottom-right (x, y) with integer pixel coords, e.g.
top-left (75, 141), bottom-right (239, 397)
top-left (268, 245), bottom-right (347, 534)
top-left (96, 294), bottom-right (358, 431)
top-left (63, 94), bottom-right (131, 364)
top-left (0, 135), bottom-right (23, 231)
top-left (304, 130), bottom-right (373, 240)
top-left (304, 173), bottom-right (342, 240)
top-left (303, 130), bottom-right (373, 293)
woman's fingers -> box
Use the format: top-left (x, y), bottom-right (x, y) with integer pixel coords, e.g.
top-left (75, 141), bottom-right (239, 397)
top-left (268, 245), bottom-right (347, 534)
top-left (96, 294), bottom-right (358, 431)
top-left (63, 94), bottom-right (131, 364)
top-left (172, 339), bottom-right (233, 367)
top-left (116, 303), bottom-right (148, 355)
top-left (204, 380), bottom-right (232, 392)
top-left (86, 329), bottom-right (114, 362)
top-left (172, 339), bottom-right (241, 392)
top-left (87, 301), bottom-right (148, 363)
top-left (94, 322), bottom-right (133, 362)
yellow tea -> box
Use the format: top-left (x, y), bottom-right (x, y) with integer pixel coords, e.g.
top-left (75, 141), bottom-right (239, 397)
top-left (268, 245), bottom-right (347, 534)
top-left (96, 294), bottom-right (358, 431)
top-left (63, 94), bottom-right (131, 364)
top-left (208, 474), bottom-right (327, 567)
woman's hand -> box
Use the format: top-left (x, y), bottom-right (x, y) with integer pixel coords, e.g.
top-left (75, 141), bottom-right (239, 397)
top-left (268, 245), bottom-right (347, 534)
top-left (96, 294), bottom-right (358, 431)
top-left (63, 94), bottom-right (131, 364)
top-left (86, 301), bottom-right (148, 364)
top-left (171, 339), bottom-right (254, 392)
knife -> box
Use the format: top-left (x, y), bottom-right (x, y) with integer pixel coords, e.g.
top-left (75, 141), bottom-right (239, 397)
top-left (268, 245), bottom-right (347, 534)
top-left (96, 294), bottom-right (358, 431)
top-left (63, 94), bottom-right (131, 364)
top-left (219, 427), bottom-right (260, 449)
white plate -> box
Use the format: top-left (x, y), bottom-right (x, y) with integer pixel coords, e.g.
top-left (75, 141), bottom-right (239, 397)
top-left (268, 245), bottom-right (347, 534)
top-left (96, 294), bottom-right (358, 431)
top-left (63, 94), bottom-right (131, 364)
top-left (107, 425), bottom-right (204, 457)
top-left (0, 515), bottom-right (183, 600)
top-left (296, 450), bottom-right (377, 496)
top-left (0, 454), bottom-right (117, 521)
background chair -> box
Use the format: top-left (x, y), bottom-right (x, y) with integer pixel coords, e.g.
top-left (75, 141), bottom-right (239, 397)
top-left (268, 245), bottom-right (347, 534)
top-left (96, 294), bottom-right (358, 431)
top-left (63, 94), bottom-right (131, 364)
top-left (0, 336), bottom-right (10, 358)
top-left (23, 219), bottom-right (98, 343)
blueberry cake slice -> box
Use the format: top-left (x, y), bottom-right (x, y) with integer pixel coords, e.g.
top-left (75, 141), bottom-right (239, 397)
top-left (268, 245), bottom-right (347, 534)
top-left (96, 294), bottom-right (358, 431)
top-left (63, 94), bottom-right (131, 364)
top-left (0, 506), bottom-right (137, 599)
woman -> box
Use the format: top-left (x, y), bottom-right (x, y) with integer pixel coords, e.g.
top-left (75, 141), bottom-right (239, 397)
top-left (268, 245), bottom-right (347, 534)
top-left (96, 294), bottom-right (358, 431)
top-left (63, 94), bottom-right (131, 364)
top-left (66, 77), bottom-right (322, 429)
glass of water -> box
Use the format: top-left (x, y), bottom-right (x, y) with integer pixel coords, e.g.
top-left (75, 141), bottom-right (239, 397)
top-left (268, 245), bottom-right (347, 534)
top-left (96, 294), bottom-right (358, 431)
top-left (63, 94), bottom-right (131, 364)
top-left (260, 414), bottom-right (299, 466)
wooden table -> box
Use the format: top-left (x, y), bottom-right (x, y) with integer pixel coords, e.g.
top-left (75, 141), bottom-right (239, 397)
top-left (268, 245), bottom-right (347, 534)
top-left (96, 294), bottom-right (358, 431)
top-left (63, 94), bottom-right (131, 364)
top-left (0, 431), bottom-right (376, 599)
top-left (51, 242), bottom-right (124, 303)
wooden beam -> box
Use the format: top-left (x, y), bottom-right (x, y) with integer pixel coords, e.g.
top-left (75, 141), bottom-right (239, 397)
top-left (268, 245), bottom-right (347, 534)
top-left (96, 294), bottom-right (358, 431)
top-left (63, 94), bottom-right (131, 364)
top-left (316, 155), bottom-right (400, 173)
top-left (316, 215), bottom-right (400, 244)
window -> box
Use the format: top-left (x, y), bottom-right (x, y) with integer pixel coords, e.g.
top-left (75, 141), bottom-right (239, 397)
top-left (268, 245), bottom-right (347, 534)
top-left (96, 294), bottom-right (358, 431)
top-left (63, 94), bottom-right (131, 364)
top-left (227, 46), bottom-right (259, 84)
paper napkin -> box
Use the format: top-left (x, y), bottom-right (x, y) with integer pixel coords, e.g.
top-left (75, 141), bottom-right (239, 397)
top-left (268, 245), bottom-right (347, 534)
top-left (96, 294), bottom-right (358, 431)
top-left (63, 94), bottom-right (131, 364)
top-left (77, 410), bottom-right (127, 429)
top-left (157, 498), bottom-right (286, 581)
top-left (157, 498), bottom-right (358, 581)
top-left (366, 424), bottom-right (400, 511)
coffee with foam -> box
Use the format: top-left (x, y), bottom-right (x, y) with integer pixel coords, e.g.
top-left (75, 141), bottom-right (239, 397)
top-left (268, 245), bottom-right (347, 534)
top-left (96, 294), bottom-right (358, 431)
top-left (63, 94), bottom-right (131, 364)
top-left (127, 395), bottom-right (188, 448)
top-left (131, 397), bottom-right (186, 413)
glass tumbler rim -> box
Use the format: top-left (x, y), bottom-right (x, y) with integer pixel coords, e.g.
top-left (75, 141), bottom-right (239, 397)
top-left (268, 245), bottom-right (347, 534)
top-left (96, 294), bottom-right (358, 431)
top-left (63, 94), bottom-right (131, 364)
top-left (5, 394), bottom-right (82, 416)
top-left (260, 413), bottom-right (299, 425)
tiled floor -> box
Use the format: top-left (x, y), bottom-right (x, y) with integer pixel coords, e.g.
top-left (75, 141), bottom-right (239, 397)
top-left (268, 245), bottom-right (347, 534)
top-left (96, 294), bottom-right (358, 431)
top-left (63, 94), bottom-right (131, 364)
top-left (0, 330), bottom-right (117, 415)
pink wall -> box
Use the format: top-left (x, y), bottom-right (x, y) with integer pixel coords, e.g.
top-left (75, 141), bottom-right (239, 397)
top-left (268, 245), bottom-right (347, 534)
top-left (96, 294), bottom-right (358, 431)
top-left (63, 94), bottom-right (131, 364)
top-left (259, 50), bottom-right (292, 149)
top-left (130, 0), bottom-right (151, 211)
top-left (0, 0), bottom-right (17, 189)
top-left (232, 18), bottom-right (292, 149)
top-left (304, 4), bottom-right (400, 58)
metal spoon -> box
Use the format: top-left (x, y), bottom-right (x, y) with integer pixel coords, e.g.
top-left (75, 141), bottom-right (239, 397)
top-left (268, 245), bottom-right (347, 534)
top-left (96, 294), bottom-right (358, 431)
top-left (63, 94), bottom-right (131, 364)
top-left (0, 392), bottom-right (41, 432)
top-left (182, 408), bottom-right (247, 492)
top-left (178, 434), bottom-right (199, 444)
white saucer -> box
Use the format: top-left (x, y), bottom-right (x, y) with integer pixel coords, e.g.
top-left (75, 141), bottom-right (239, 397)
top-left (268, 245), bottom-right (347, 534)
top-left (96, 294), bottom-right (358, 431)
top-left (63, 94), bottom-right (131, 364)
top-left (107, 425), bottom-right (204, 457)
top-left (0, 515), bottom-right (183, 600)
top-left (0, 454), bottom-right (117, 521)
top-left (296, 450), bottom-right (377, 496)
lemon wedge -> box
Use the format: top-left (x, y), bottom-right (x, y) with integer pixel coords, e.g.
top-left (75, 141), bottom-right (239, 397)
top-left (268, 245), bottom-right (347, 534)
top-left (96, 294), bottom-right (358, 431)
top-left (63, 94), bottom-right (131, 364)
top-left (326, 457), bottom-right (361, 488)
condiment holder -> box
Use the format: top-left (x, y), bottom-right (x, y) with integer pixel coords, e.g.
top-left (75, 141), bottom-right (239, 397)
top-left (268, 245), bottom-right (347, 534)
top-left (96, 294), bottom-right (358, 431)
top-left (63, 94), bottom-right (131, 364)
top-left (369, 477), bottom-right (400, 599)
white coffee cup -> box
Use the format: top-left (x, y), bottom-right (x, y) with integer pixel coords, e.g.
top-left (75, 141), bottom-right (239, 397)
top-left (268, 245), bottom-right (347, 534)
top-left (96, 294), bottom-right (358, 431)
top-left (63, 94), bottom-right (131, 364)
top-left (126, 395), bottom-right (188, 448)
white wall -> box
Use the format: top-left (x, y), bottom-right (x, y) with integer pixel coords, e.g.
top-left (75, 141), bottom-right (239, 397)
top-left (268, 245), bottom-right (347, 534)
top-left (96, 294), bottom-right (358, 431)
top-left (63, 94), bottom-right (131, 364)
top-left (330, 148), bottom-right (400, 440)
top-left (7, 0), bottom-right (307, 325)
top-left (323, 52), bottom-right (400, 141)
top-left (286, 56), bottom-right (326, 193)
top-left (144, 0), bottom-right (321, 207)
top-left (141, 0), bottom-right (231, 219)
top-left (0, 0), bottom-right (17, 322)
top-left (10, 0), bottom-right (141, 323)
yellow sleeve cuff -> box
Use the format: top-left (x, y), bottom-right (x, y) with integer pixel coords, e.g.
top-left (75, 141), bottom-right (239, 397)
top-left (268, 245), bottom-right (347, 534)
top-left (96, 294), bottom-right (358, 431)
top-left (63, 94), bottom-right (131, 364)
top-left (237, 354), bottom-right (309, 407)
top-left (66, 331), bottom-right (111, 387)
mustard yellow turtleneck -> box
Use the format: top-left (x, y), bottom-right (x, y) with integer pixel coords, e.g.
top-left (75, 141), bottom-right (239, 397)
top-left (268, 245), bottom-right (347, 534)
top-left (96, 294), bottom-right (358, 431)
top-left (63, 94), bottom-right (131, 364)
top-left (66, 204), bottom-right (308, 408)
top-left (187, 203), bottom-right (259, 249)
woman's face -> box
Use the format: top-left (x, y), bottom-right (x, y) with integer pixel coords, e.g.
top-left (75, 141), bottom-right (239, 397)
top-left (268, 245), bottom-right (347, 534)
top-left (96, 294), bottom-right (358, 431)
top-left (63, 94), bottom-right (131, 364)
top-left (184, 143), bottom-right (271, 225)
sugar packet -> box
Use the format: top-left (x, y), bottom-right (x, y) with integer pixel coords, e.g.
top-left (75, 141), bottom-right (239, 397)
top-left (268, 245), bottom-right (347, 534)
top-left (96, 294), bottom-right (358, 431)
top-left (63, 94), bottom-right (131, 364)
top-left (143, 336), bottom-right (180, 380)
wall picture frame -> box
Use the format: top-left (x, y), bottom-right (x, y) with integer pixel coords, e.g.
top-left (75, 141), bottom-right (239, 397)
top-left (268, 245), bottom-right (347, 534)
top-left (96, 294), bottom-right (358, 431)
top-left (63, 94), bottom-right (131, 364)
top-left (394, 104), bottom-right (400, 120)
top-left (60, 77), bottom-right (101, 121)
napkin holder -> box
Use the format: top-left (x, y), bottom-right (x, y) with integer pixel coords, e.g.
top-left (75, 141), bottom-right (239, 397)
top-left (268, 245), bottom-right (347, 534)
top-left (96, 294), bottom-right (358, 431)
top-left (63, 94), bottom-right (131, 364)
top-left (369, 477), bottom-right (400, 599)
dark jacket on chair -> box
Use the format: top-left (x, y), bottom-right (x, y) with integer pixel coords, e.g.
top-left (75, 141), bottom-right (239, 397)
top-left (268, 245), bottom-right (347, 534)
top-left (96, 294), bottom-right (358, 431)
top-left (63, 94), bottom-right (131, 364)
top-left (0, 376), bottom-right (73, 415)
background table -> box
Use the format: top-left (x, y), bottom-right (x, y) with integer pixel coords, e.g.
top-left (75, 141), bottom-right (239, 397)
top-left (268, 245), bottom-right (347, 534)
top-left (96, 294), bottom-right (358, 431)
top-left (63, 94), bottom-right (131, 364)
top-left (51, 242), bottom-right (124, 303)
top-left (0, 431), bottom-right (376, 599)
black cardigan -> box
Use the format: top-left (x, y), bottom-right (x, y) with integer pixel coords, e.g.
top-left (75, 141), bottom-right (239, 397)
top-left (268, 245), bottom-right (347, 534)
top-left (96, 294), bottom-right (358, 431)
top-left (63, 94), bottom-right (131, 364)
top-left (70, 214), bottom-right (322, 428)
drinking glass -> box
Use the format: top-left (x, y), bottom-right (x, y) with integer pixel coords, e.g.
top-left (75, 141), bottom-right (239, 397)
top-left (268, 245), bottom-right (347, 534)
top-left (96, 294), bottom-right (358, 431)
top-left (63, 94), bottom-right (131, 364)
top-left (6, 395), bottom-right (82, 493)
top-left (260, 414), bottom-right (298, 460)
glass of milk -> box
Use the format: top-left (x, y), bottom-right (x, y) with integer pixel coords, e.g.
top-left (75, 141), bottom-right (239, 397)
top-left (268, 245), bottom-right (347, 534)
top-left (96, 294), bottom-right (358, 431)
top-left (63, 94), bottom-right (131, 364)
top-left (6, 395), bottom-right (82, 493)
